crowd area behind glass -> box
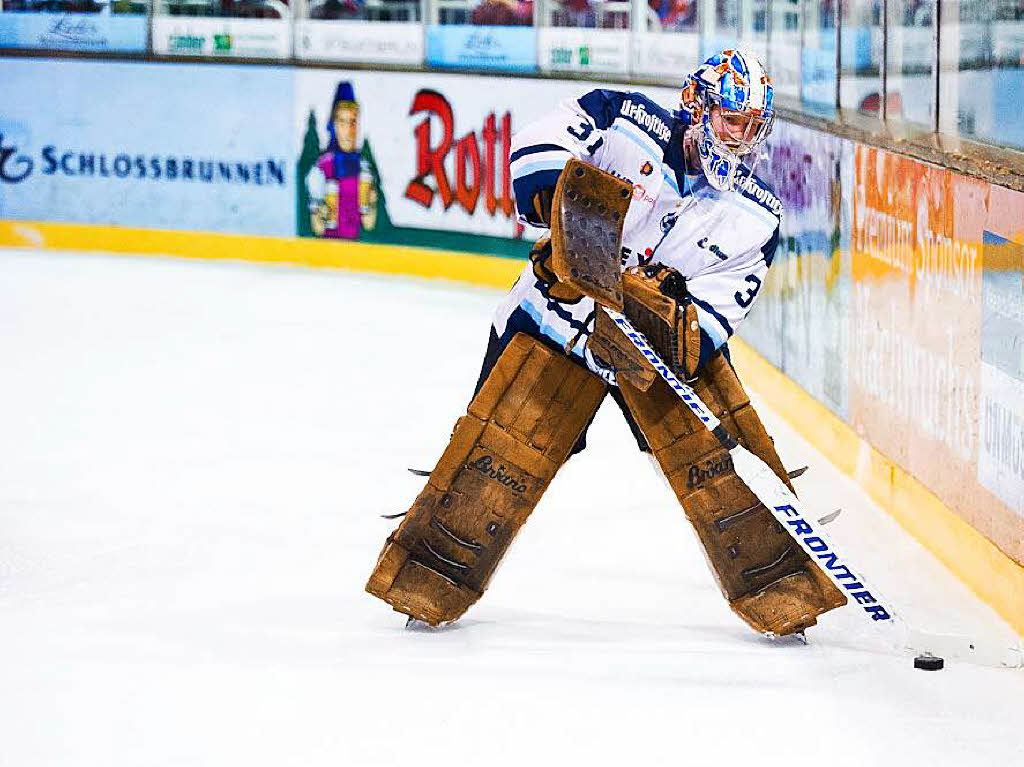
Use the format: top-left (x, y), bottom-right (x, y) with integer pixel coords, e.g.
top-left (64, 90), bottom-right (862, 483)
top-left (3, 0), bottom-right (1024, 153)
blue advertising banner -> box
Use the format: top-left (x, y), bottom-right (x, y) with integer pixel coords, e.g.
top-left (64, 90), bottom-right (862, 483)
top-left (801, 42), bottom-right (837, 111)
top-left (742, 120), bottom-right (852, 421)
top-left (0, 59), bottom-right (295, 236)
top-left (426, 25), bottom-right (536, 72)
top-left (0, 12), bottom-right (148, 53)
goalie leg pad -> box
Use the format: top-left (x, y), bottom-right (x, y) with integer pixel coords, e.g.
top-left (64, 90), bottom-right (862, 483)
top-left (366, 333), bottom-right (607, 625)
top-left (616, 352), bottom-right (847, 636)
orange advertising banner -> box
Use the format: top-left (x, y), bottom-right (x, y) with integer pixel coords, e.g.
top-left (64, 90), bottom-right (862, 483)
top-left (851, 146), bottom-right (1023, 564)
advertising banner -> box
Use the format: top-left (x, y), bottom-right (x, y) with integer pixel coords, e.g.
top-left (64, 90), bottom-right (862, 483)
top-left (979, 232), bottom-right (1024, 516)
top-left (978, 185), bottom-right (1024, 539)
top-left (631, 32), bottom-right (700, 81)
top-left (0, 58), bottom-right (679, 252)
top-left (0, 59), bottom-right (295, 236)
top-left (735, 129), bottom-right (1024, 564)
top-left (847, 145), bottom-right (1024, 563)
top-left (294, 69), bottom-right (546, 251)
top-left (152, 16), bottom-right (292, 59)
top-left (425, 25), bottom-right (536, 71)
top-left (295, 20), bottom-right (423, 64)
top-left (851, 147), bottom-right (985, 512)
top-left (292, 68), bottom-right (676, 253)
top-left (537, 27), bottom-right (629, 74)
top-left (0, 11), bottom-right (147, 52)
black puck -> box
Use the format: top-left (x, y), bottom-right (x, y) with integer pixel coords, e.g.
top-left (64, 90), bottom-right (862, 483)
top-left (914, 654), bottom-right (945, 670)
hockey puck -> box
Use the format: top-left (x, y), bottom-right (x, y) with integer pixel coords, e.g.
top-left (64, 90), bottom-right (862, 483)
top-left (914, 654), bottom-right (944, 671)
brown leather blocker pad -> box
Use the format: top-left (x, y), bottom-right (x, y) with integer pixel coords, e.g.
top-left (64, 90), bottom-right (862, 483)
top-left (366, 333), bottom-right (606, 625)
top-left (617, 353), bottom-right (847, 636)
top-left (549, 159), bottom-right (632, 310)
top-left (621, 267), bottom-right (703, 381)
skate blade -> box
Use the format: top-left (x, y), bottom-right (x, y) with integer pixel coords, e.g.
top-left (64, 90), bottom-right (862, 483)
top-left (404, 616), bottom-right (456, 632)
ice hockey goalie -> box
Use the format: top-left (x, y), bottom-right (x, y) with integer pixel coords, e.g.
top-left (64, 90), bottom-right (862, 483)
top-left (366, 49), bottom-right (847, 637)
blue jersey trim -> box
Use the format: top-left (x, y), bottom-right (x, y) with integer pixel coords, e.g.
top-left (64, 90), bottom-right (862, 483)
top-left (513, 158), bottom-right (570, 176)
top-left (519, 299), bottom-right (590, 357)
top-left (662, 170), bottom-right (680, 196)
top-left (532, 279), bottom-right (592, 335)
top-left (690, 295), bottom-right (734, 338)
top-left (512, 168), bottom-right (563, 225)
top-left (509, 143), bottom-right (572, 165)
top-left (697, 327), bottom-right (719, 364)
top-left (577, 89), bottom-right (626, 129)
top-left (761, 224), bottom-right (781, 268)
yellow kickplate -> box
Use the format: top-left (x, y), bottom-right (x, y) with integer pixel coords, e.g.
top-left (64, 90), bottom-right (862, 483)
top-left (0, 220), bottom-right (524, 290)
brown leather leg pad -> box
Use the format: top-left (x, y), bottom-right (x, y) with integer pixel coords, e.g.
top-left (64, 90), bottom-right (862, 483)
top-left (617, 352), bottom-right (847, 636)
top-left (366, 333), bottom-right (606, 625)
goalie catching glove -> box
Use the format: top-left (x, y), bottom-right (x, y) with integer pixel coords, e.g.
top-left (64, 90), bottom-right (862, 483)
top-left (620, 263), bottom-right (704, 381)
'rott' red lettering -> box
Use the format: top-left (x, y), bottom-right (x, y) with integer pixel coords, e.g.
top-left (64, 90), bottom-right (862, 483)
top-left (456, 131), bottom-right (481, 214)
top-left (405, 89), bottom-right (454, 209)
top-left (404, 89), bottom-right (515, 220)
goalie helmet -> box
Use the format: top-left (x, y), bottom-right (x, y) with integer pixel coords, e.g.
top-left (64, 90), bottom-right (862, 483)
top-left (679, 49), bottom-right (775, 192)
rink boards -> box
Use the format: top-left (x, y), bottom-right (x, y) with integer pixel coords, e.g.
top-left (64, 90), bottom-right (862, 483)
top-left (1, 56), bottom-right (1022, 636)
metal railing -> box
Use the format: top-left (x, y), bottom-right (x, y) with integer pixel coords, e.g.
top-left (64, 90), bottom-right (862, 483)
top-left (2, 0), bottom-right (1024, 163)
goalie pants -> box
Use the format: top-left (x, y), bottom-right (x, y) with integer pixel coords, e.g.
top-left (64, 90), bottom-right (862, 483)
top-left (476, 308), bottom-right (732, 457)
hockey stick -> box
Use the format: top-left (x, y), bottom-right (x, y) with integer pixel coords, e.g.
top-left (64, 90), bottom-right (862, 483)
top-left (603, 307), bottom-right (1023, 668)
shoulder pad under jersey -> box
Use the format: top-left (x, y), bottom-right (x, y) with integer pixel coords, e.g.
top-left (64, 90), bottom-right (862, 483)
top-left (577, 89), bottom-right (673, 149)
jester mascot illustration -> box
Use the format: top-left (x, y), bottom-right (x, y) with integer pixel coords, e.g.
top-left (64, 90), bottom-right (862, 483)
top-left (306, 81), bottom-right (362, 239)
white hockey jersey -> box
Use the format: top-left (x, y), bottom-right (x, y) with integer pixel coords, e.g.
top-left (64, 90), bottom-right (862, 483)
top-left (495, 89), bottom-right (782, 383)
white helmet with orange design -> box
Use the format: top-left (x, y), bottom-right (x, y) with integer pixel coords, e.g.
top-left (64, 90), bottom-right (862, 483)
top-left (679, 49), bottom-right (775, 192)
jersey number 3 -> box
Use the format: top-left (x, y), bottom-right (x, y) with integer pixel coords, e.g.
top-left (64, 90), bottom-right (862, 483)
top-left (734, 274), bottom-right (762, 308)
top-left (566, 119), bottom-right (604, 155)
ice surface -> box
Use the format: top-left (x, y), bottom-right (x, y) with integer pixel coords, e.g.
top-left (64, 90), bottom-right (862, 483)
top-left (0, 247), bottom-right (1021, 767)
